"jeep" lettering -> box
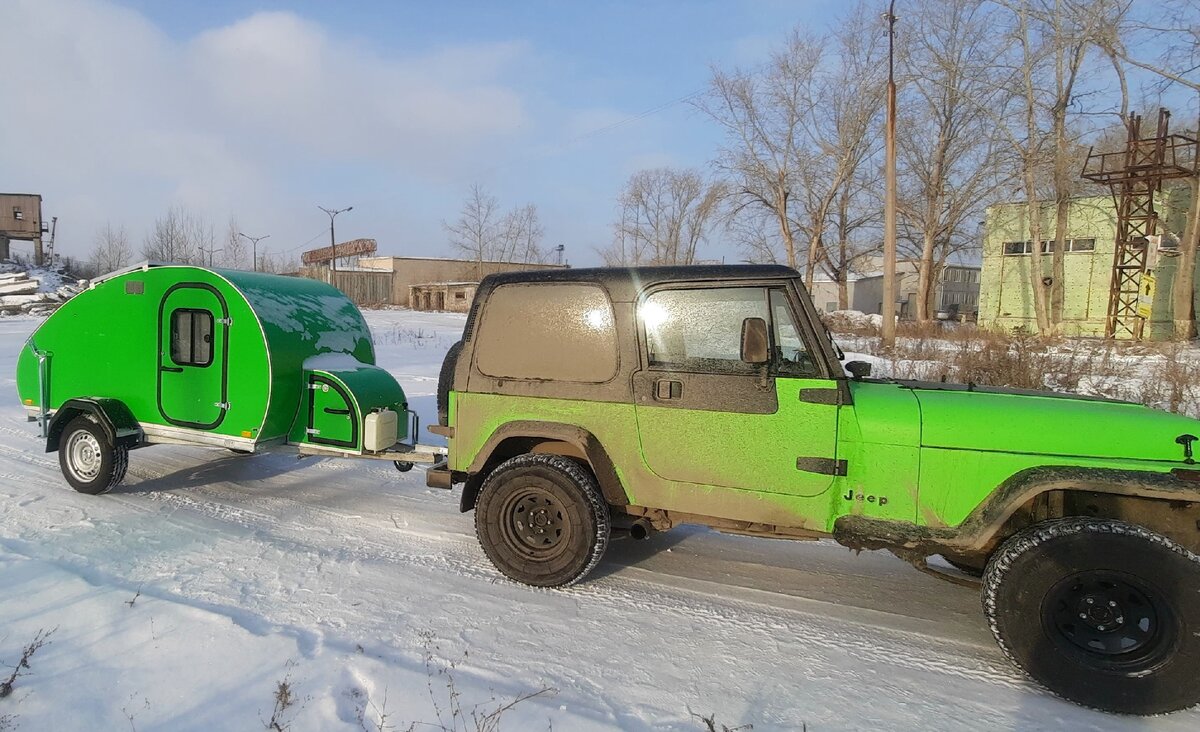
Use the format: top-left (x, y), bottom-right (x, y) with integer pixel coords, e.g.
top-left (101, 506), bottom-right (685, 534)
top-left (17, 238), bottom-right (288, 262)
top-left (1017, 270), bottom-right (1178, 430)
top-left (843, 489), bottom-right (888, 507)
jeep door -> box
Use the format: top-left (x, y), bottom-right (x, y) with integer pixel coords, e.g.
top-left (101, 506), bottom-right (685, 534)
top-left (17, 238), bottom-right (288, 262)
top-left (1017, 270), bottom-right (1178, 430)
top-left (632, 284), bottom-right (840, 498)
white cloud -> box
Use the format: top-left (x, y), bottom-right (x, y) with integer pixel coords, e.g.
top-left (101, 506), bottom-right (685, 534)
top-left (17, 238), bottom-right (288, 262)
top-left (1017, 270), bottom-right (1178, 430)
top-left (0, 0), bottom-right (533, 258)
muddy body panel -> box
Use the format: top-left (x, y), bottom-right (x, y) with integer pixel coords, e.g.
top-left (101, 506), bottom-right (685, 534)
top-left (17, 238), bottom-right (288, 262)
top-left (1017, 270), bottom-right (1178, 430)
top-left (443, 265), bottom-right (1200, 551)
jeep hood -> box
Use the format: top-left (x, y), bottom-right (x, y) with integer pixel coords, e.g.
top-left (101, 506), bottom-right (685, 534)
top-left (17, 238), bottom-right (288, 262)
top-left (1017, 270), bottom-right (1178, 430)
top-left (904, 381), bottom-right (1200, 464)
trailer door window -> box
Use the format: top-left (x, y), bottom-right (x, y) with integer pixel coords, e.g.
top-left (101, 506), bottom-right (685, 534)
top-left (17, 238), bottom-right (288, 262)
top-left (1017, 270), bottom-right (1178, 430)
top-left (170, 308), bottom-right (214, 367)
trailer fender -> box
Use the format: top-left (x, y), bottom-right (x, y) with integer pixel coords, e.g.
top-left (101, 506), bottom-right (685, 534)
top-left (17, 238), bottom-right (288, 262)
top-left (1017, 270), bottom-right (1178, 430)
top-left (46, 398), bottom-right (143, 453)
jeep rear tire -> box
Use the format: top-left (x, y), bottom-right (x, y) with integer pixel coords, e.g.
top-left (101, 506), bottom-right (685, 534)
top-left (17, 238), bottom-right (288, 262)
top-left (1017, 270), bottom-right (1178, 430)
top-left (59, 416), bottom-right (128, 495)
top-left (983, 518), bottom-right (1200, 715)
top-left (474, 453), bottom-right (610, 588)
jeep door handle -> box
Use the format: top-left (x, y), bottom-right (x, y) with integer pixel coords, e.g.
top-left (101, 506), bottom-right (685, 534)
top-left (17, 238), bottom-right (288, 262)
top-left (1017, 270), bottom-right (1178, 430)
top-left (654, 379), bottom-right (682, 400)
top-left (160, 366), bottom-right (184, 373)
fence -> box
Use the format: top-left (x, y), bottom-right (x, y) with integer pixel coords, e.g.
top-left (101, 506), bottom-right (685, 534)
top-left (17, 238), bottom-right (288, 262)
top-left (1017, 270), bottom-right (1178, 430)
top-left (298, 267), bottom-right (394, 306)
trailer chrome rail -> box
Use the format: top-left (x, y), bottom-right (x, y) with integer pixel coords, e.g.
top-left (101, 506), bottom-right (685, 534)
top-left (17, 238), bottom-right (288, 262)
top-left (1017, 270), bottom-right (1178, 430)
top-left (297, 441), bottom-right (447, 463)
top-left (28, 339), bottom-right (50, 438)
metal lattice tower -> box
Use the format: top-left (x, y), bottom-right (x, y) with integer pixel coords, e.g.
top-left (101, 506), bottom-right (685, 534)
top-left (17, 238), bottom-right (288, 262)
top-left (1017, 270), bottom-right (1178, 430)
top-left (1082, 109), bottom-right (1198, 339)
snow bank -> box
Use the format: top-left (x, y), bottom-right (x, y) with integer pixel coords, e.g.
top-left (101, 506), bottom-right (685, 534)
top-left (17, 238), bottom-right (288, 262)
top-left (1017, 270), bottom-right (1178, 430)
top-left (0, 263), bottom-right (85, 316)
top-left (824, 309), bottom-right (883, 330)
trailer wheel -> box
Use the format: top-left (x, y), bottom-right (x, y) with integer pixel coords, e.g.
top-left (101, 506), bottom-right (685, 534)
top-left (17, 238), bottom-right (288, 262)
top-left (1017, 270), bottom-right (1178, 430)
top-left (58, 416), bottom-right (128, 495)
top-left (394, 460), bottom-right (414, 472)
top-left (983, 518), bottom-right (1200, 715)
top-left (474, 453), bottom-right (610, 588)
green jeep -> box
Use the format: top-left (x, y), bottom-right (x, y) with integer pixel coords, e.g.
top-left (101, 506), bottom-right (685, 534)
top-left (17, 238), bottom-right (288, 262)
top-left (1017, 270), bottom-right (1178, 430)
top-left (426, 265), bottom-right (1200, 715)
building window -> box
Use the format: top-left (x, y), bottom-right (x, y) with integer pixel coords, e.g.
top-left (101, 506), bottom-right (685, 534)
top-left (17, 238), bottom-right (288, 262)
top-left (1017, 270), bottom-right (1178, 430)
top-left (454, 292), bottom-right (465, 300)
top-left (12, 207), bottom-right (22, 221)
top-left (169, 309), bottom-right (214, 367)
top-left (1069, 238), bottom-right (1095, 252)
top-left (1040, 240), bottom-right (1057, 253)
top-left (1003, 241), bottom-right (1032, 255)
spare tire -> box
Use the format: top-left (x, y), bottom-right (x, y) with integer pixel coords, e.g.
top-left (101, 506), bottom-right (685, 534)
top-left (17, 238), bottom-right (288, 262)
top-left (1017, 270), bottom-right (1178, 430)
top-left (437, 340), bottom-right (464, 426)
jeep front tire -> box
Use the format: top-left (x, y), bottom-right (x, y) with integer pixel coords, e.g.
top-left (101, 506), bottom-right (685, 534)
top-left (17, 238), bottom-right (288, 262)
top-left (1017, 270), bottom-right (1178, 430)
top-left (474, 453), bottom-right (611, 587)
top-left (983, 518), bottom-right (1200, 715)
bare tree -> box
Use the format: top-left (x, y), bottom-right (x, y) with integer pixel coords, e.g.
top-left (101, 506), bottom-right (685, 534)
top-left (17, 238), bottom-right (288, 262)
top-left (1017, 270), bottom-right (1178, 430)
top-left (790, 5), bottom-right (887, 295)
top-left (444, 185), bottom-right (547, 273)
top-left (496, 203), bottom-right (546, 264)
top-left (141, 206), bottom-right (215, 265)
top-left (223, 217), bottom-right (249, 270)
top-left (604, 168), bottom-right (724, 265)
top-left (723, 210), bottom-right (782, 265)
top-left (90, 222), bottom-right (132, 274)
top-left (698, 32), bottom-right (823, 270)
top-left (898, 0), bottom-right (1011, 320)
top-left (444, 184), bottom-right (501, 277)
top-left (1102, 0), bottom-right (1200, 95)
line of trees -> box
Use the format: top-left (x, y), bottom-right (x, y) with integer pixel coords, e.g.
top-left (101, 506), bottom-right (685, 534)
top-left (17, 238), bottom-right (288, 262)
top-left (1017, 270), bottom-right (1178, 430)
top-left (602, 0), bottom-right (1199, 335)
top-left (85, 206), bottom-right (297, 278)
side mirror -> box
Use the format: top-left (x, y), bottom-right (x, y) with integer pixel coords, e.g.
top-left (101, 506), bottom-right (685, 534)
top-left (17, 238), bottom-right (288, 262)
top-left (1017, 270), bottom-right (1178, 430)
top-left (845, 360), bottom-right (872, 379)
top-left (740, 317), bottom-right (769, 365)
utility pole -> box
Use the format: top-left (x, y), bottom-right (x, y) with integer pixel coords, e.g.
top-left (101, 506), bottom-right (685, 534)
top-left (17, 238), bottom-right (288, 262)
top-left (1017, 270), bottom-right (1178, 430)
top-left (238, 232), bottom-right (270, 272)
top-left (880, 0), bottom-right (899, 348)
top-left (45, 217), bottom-right (58, 266)
top-left (319, 205), bottom-right (352, 275)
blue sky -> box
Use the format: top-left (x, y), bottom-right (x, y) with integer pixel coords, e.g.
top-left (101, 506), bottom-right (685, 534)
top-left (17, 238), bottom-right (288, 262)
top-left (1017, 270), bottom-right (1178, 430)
top-left (1, 0), bottom-right (844, 266)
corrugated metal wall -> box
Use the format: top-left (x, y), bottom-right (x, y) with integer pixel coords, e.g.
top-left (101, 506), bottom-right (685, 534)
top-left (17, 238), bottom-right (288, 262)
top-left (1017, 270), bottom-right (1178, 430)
top-left (299, 267), bottom-right (393, 306)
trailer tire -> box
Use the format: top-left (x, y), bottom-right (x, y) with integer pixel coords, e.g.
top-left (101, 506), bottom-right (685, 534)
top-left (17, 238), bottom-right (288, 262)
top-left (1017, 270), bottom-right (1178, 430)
top-left (983, 518), bottom-right (1200, 715)
top-left (437, 340), bottom-right (463, 426)
top-left (58, 416), bottom-right (128, 495)
top-left (474, 453), bottom-right (610, 588)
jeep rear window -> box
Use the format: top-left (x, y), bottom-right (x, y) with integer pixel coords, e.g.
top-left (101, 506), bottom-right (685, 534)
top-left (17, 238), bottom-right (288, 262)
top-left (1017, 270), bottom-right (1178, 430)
top-left (475, 283), bottom-right (619, 383)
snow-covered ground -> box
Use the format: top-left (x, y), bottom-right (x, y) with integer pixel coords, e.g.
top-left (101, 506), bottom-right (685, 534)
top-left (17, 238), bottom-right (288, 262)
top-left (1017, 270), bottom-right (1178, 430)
top-left (0, 310), bottom-right (1195, 731)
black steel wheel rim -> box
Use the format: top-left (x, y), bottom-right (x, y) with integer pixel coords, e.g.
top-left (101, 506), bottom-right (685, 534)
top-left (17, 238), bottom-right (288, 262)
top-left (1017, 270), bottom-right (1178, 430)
top-left (500, 485), bottom-right (570, 560)
top-left (1045, 570), bottom-right (1176, 671)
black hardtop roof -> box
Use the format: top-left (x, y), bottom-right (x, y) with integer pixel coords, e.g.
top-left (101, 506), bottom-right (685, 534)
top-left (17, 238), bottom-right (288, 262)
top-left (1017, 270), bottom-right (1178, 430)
top-left (479, 264), bottom-right (800, 300)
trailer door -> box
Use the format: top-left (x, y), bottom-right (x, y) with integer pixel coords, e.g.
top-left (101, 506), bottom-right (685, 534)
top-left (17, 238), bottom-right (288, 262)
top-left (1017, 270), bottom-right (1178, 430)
top-left (158, 284), bottom-right (229, 429)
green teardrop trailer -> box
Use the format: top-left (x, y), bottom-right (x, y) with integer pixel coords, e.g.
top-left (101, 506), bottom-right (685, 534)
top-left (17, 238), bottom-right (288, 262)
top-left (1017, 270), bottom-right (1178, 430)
top-left (15, 262), bottom-right (443, 493)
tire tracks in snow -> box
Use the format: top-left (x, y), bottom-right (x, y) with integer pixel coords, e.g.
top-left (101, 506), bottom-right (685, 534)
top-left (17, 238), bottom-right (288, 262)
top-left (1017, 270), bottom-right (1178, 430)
top-left (0, 424), bottom-right (1027, 695)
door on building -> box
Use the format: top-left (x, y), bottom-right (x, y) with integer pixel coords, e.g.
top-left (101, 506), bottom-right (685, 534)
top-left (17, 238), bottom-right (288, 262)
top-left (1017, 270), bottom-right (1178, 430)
top-left (158, 284), bottom-right (229, 429)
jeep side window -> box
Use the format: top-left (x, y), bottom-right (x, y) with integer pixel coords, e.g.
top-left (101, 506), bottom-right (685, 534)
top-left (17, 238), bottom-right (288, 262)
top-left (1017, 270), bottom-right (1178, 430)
top-left (643, 288), bottom-right (768, 373)
top-left (643, 287), bottom-right (818, 376)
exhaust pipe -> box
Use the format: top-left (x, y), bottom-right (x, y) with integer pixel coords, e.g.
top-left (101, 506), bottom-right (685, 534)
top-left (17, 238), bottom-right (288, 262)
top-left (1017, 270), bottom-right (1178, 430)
top-left (629, 518), bottom-right (656, 541)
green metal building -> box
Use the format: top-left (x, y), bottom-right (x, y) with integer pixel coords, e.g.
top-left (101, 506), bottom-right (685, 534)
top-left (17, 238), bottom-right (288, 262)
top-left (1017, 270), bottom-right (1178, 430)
top-left (978, 190), bottom-right (1195, 338)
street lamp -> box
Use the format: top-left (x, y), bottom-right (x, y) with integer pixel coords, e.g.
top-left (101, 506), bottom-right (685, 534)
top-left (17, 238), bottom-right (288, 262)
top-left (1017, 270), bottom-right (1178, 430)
top-left (238, 232), bottom-right (270, 272)
top-left (319, 205), bottom-right (353, 273)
